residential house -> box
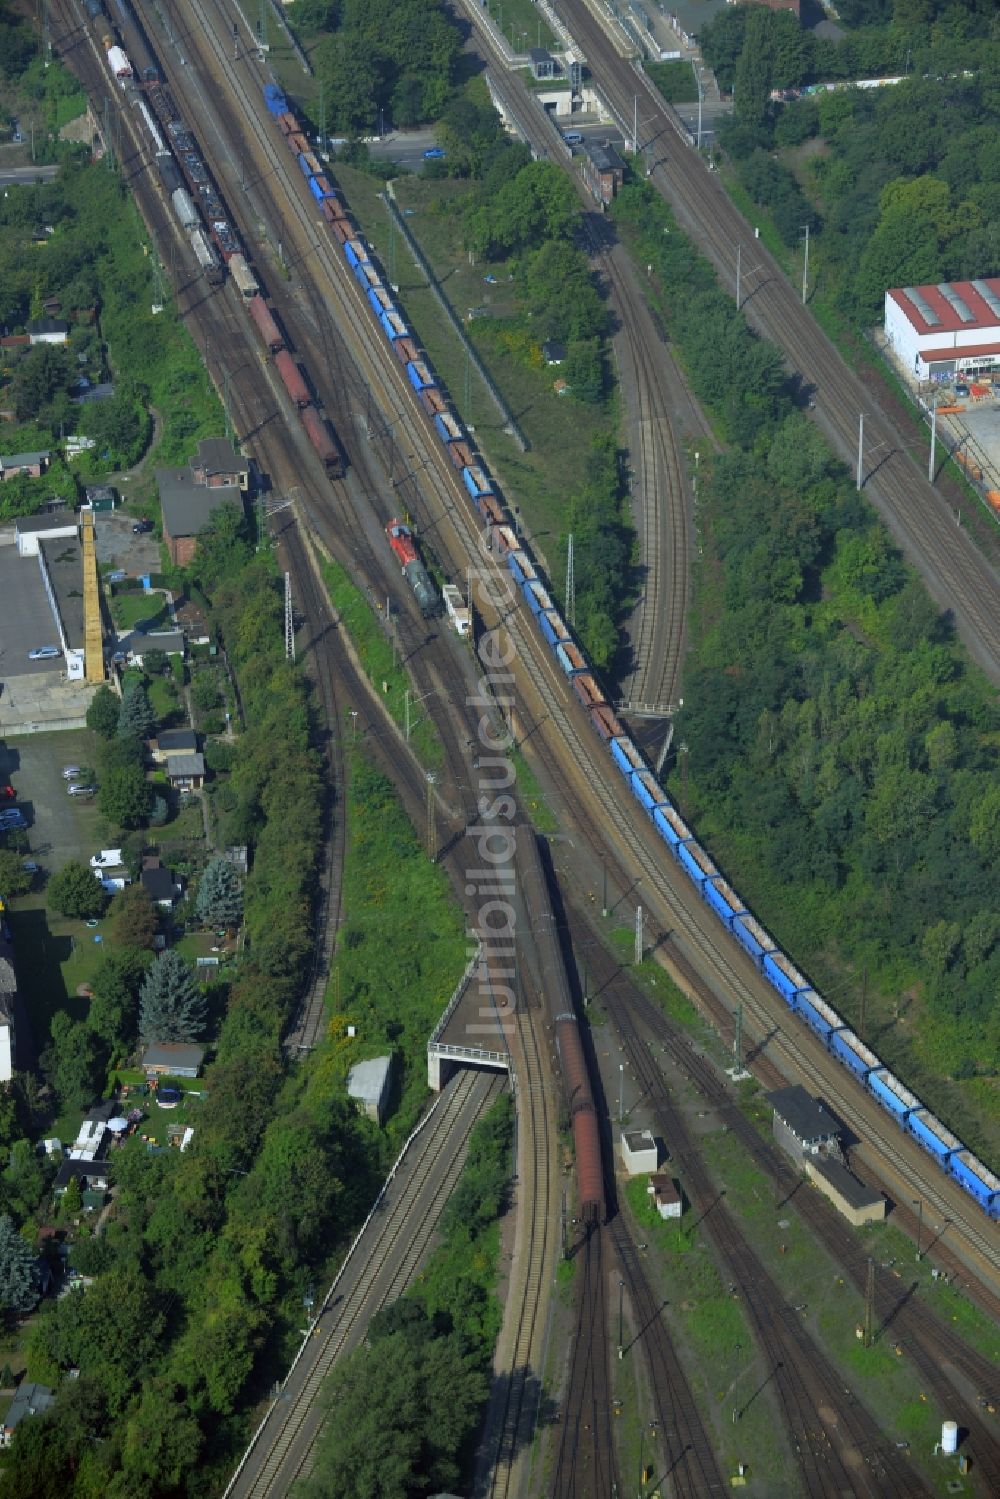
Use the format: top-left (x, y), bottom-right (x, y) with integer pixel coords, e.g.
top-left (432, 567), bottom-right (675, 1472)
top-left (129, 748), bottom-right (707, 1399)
top-left (191, 437), bottom-right (249, 491)
top-left (150, 728), bottom-right (198, 763)
top-left (542, 340), bottom-right (567, 365)
top-left (2, 1384), bottom-right (55, 1447)
top-left (1, 450), bottom-right (50, 482)
top-left (142, 1042), bottom-right (205, 1079)
top-left (805, 1157), bottom-right (886, 1227)
top-left (156, 465), bottom-right (244, 567)
top-left (54, 1158), bottom-right (110, 1195)
top-left (165, 752), bottom-right (205, 791)
top-left (140, 862), bottom-right (181, 909)
top-left (114, 630), bottom-right (185, 668)
top-left (26, 317), bottom-right (69, 345)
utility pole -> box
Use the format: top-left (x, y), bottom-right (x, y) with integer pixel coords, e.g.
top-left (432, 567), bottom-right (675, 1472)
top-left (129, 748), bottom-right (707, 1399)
top-left (913, 1198), bottom-right (923, 1261)
top-left (801, 223), bottom-right (809, 305)
top-left (221, 365), bottom-right (233, 442)
top-left (284, 573), bottom-right (294, 661)
top-left (859, 969), bottom-right (867, 1044)
top-left (856, 413), bottom-right (865, 490)
top-left (425, 773), bottom-right (437, 859)
top-left (696, 70), bottom-right (703, 150)
top-left (634, 905), bottom-right (643, 965)
top-left (388, 210), bottom-right (397, 286)
top-left (733, 1004), bottom-right (743, 1074)
top-left (464, 343), bottom-right (472, 419)
top-left (928, 391), bottom-right (939, 483)
top-left (601, 858), bottom-right (608, 918)
top-left (618, 1063), bottom-right (624, 1124)
top-left (404, 687), bottom-right (411, 742)
top-left (566, 533), bottom-right (575, 627)
top-left (318, 78), bottom-right (326, 151)
top-left (618, 1279), bottom-right (624, 1359)
top-left (863, 1257), bottom-right (875, 1348)
top-left (258, 0), bottom-right (268, 49)
top-left (633, 94), bottom-right (638, 157)
top-left (735, 241), bottom-right (741, 310)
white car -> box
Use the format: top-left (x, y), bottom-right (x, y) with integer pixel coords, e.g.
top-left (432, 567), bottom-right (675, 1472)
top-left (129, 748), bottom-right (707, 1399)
top-left (28, 646), bottom-right (60, 661)
top-left (67, 784), bottom-right (96, 797)
top-left (62, 765), bottom-right (82, 779)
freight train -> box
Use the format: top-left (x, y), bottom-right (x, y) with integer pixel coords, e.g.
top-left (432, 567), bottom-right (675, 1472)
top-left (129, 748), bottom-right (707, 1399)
top-left (259, 80), bottom-right (999, 1223)
top-left (385, 520), bottom-right (440, 618)
top-left (80, 0), bottom-right (343, 474)
top-left (514, 828), bottom-right (604, 1226)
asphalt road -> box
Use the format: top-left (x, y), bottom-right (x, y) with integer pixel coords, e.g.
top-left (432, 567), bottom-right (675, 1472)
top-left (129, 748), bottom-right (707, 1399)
top-left (0, 164), bottom-right (60, 187)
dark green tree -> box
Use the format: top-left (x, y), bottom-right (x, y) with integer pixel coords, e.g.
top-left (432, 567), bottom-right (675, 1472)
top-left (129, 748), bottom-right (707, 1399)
top-left (195, 856), bottom-right (244, 928)
top-left (40, 1013), bottom-right (102, 1113)
top-left (733, 7), bottom-right (775, 131)
top-left (111, 883), bottom-right (158, 950)
top-left (0, 849), bottom-right (32, 897)
top-left (86, 683), bottom-right (121, 739)
top-left (139, 950), bottom-right (206, 1043)
top-left (117, 679), bottom-right (155, 740)
top-left (1, 1140), bottom-right (46, 1221)
top-left (47, 859), bottom-right (107, 920)
top-left (0, 1214), bottom-right (39, 1317)
top-left (99, 765), bottom-right (151, 829)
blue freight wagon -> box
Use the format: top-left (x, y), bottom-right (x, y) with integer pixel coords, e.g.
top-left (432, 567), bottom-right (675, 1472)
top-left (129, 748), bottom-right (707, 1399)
top-left (631, 770), bottom-right (668, 816)
top-left (310, 174), bottom-right (335, 202)
top-left (298, 150), bottom-right (323, 179)
top-left (508, 551), bottom-right (535, 587)
top-left (829, 1028), bottom-right (881, 1080)
top-left (434, 411), bottom-right (464, 444)
top-left (867, 1068), bottom-right (920, 1123)
top-left (463, 464), bottom-right (492, 500)
top-left (406, 360), bottom-right (434, 392)
top-left (556, 641), bottom-right (588, 677)
top-left (906, 1109), bottom-right (962, 1164)
top-left (343, 239), bottom-right (369, 271)
top-left (368, 285), bottom-right (394, 317)
top-left (703, 876), bottom-right (747, 930)
top-left (381, 310), bottom-right (408, 342)
top-left (653, 803), bottom-right (692, 849)
top-left (264, 83), bottom-right (288, 116)
top-left (762, 950), bottom-right (810, 1005)
top-left (948, 1152), bottom-right (999, 1216)
top-left (677, 839), bottom-right (717, 889)
top-left (610, 737), bottom-right (644, 779)
top-left (731, 913), bottom-right (775, 964)
top-left (524, 580), bottom-right (554, 617)
top-left (541, 610), bottom-right (570, 649)
top-left (794, 988), bottom-right (841, 1042)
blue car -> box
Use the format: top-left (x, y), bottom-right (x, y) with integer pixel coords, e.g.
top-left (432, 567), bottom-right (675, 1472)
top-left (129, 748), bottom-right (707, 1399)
top-left (423, 147), bottom-right (445, 159)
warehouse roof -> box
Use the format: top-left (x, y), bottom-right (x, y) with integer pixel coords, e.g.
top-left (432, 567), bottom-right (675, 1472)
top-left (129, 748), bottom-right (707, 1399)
top-left (2, 451), bottom-right (51, 472)
top-left (767, 1085), bottom-right (840, 1143)
top-left (809, 1156), bottom-right (883, 1211)
top-left (888, 278), bottom-right (1000, 336)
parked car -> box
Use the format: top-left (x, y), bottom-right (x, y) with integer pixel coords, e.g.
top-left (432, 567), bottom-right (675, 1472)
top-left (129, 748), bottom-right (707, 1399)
top-left (423, 147), bottom-right (445, 159)
top-left (955, 382), bottom-right (970, 396)
top-left (61, 765), bottom-right (82, 779)
top-left (28, 646), bottom-right (60, 660)
top-left (67, 784), bottom-right (96, 797)
top-left (22, 860), bottom-right (40, 875)
top-left (132, 519), bottom-right (154, 534)
top-left (0, 785), bottom-right (15, 799)
top-left (562, 131), bottom-right (583, 145)
top-left (0, 809), bottom-right (25, 824)
top-left (90, 848), bottom-right (124, 869)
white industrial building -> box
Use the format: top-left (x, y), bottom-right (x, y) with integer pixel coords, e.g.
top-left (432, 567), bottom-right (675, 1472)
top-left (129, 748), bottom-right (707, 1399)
top-left (884, 278), bottom-right (1000, 382)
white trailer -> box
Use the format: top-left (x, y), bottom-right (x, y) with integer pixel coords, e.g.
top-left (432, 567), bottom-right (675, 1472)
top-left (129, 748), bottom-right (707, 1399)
top-left (229, 252), bottom-right (259, 302)
top-left (106, 44), bottom-right (132, 80)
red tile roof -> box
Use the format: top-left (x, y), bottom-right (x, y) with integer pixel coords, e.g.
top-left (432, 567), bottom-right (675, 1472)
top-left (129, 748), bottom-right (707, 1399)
top-left (888, 279), bottom-right (1000, 336)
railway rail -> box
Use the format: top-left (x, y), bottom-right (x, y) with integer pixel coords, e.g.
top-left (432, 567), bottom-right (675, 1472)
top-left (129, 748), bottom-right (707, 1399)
top-left (581, 936), bottom-right (934, 1499)
top-left (551, 1227), bottom-right (617, 1499)
top-left (227, 1068), bottom-right (504, 1499)
top-left (555, 0), bottom-right (1000, 688)
top-left (52, 8), bottom-right (1000, 1487)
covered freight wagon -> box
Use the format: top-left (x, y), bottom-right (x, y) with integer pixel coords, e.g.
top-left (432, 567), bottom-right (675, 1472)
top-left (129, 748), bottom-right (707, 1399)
top-left (248, 295), bottom-right (283, 353)
top-left (540, 609), bottom-right (570, 649)
top-left (171, 186), bottom-right (198, 230)
top-left (677, 838), bottom-right (717, 889)
top-left (404, 560), bottom-right (441, 618)
top-left (704, 876), bottom-right (747, 930)
top-left (156, 152), bottom-right (182, 194)
top-left (631, 769), bottom-right (668, 816)
top-left (274, 349), bottom-right (310, 408)
top-left (229, 253), bottom-right (259, 301)
top-left (300, 404), bottom-right (341, 474)
top-left (730, 913), bottom-right (775, 964)
top-left (189, 226), bottom-right (223, 284)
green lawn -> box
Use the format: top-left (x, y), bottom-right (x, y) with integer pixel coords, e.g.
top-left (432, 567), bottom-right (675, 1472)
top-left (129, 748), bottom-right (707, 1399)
top-left (6, 898), bottom-right (110, 1040)
top-left (109, 591), bottom-right (172, 631)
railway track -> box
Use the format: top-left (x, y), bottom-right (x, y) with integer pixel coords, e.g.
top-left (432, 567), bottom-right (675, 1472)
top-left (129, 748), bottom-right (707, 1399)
top-left (555, 0), bottom-right (1000, 688)
top-left (583, 941), bottom-right (934, 1499)
top-left (482, 979), bottom-right (558, 1499)
top-left (56, 11), bottom-right (1000, 1487)
top-left (227, 1068), bottom-right (505, 1499)
top-left (604, 951), bottom-right (1000, 1490)
top-left (551, 1227), bottom-right (617, 1499)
